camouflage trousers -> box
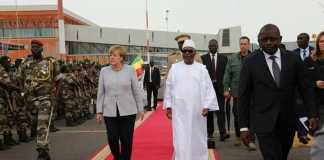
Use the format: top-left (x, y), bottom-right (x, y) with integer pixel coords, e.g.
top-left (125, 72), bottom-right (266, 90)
top-left (11, 91), bottom-right (30, 134)
top-left (0, 100), bottom-right (10, 140)
top-left (81, 96), bottom-right (91, 116)
top-left (63, 98), bottom-right (80, 120)
top-left (28, 96), bottom-right (53, 150)
top-left (77, 96), bottom-right (90, 119)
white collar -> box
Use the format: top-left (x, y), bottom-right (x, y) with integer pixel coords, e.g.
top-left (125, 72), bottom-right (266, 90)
top-left (263, 49), bottom-right (281, 60)
top-left (210, 52), bottom-right (218, 56)
top-left (300, 46), bottom-right (309, 52)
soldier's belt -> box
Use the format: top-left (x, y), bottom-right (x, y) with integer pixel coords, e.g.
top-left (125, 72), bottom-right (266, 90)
top-left (30, 96), bottom-right (51, 102)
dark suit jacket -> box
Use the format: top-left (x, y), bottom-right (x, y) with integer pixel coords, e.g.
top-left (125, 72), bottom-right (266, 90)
top-left (293, 46), bottom-right (314, 58)
top-left (238, 49), bottom-right (315, 133)
top-left (144, 66), bottom-right (161, 88)
top-left (293, 46), bottom-right (314, 117)
top-left (202, 53), bottom-right (228, 95)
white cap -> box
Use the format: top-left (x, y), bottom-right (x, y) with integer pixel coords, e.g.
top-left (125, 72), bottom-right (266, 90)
top-left (182, 39), bottom-right (196, 49)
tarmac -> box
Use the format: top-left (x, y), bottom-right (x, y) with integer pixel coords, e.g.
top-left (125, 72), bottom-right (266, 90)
top-left (0, 112), bottom-right (311, 160)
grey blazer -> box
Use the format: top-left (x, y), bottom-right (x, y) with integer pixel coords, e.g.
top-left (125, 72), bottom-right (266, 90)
top-left (96, 65), bottom-right (144, 117)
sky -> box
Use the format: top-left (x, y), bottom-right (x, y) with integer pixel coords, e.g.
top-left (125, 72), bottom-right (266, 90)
top-left (1, 0), bottom-right (324, 42)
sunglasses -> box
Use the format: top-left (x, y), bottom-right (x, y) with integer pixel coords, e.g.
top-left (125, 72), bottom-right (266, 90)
top-left (183, 49), bottom-right (195, 54)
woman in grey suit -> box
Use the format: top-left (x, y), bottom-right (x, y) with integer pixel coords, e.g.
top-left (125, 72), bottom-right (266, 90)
top-left (96, 45), bottom-right (144, 160)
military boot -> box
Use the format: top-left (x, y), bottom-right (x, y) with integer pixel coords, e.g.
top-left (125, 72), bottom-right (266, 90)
top-left (65, 117), bottom-right (77, 127)
top-left (49, 124), bottom-right (60, 132)
top-left (30, 125), bottom-right (37, 139)
top-left (4, 132), bottom-right (19, 146)
top-left (75, 114), bottom-right (85, 125)
top-left (18, 129), bottom-right (33, 143)
top-left (37, 148), bottom-right (51, 160)
top-left (0, 139), bottom-right (10, 150)
top-left (86, 113), bottom-right (94, 120)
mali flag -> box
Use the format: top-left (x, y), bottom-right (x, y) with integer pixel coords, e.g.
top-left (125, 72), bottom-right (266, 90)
top-left (131, 55), bottom-right (144, 78)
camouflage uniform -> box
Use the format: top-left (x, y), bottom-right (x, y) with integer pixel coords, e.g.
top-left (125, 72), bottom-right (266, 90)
top-left (8, 67), bottom-right (31, 142)
top-left (18, 57), bottom-right (59, 150)
top-left (79, 68), bottom-right (92, 119)
top-left (89, 64), bottom-right (100, 113)
top-left (59, 71), bottom-right (80, 126)
top-left (71, 65), bottom-right (83, 122)
top-left (0, 65), bottom-right (12, 149)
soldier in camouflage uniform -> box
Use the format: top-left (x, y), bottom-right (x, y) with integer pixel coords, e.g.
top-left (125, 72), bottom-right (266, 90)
top-left (9, 58), bottom-right (32, 143)
top-left (72, 64), bottom-right (90, 121)
top-left (81, 64), bottom-right (94, 119)
top-left (0, 56), bottom-right (20, 150)
top-left (79, 65), bottom-right (90, 119)
top-left (0, 58), bottom-right (12, 150)
top-left (58, 65), bottom-right (80, 126)
top-left (71, 65), bottom-right (83, 123)
top-left (89, 63), bottom-right (100, 114)
top-left (18, 40), bottom-right (59, 160)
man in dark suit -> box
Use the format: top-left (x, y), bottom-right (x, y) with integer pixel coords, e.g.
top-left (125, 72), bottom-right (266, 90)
top-left (144, 61), bottom-right (161, 111)
top-left (293, 33), bottom-right (315, 144)
top-left (294, 33), bottom-right (314, 61)
top-left (202, 39), bottom-right (229, 146)
top-left (239, 24), bottom-right (315, 160)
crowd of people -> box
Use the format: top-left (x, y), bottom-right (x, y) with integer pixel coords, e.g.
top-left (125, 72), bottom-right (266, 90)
top-left (0, 23), bottom-right (323, 160)
top-left (97, 24), bottom-right (324, 160)
top-left (167, 24), bottom-right (324, 160)
top-left (0, 40), bottom-right (102, 159)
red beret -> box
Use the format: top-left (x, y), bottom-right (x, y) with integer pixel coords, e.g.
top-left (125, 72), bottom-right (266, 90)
top-left (31, 40), bottom-right (43, 46)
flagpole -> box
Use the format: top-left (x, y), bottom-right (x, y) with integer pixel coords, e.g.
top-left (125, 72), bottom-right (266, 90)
top-left (145, 0), bottom-right (150, 63)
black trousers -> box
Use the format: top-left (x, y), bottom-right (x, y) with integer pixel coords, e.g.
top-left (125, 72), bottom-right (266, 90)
top-left (104, 111), bottom-right (136, 160)
top-left (207, 111), bottom-right (216, 148)
top-left (232, 97), bottom-right (240, 138)
top-left (146, 82), bottom-right (158, 109)
top-left (225, 97), bottom-right (231, 132)
top-left (233, 97), bottom-right (256, 141)
top-left (215, 92), bottom-right (226, 135)
top-left (257, 116), bottom-right (295, 160)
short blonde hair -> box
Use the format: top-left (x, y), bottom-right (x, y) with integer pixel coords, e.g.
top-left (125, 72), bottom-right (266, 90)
top-left (108, 45), bottom-right (127, 62)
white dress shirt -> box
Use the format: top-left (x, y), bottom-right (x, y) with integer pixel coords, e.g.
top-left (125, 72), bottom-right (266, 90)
top-left (210, 52), bottom-right (218, 71)
top-left (149, 66), bottom-right (152, 82)
top-left (263, 49), bottom-right (282, 79)
top-left (299, 46), bottom-right (310, 60)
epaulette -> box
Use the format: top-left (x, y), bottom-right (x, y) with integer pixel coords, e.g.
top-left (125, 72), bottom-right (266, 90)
top-left (22, 58), bottom-right (33, 67)
top-left (44, 57), bottom-right (57, 64)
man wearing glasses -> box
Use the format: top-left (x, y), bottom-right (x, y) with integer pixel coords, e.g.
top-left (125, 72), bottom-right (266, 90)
top-left (166, 34), bottom-right (202, 73)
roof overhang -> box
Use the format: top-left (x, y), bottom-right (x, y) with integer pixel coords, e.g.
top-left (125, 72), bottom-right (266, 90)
top-left (0, 5), bottom-right (98, 26)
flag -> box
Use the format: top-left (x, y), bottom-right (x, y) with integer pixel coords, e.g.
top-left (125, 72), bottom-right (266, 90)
top-left (131, 55), bottom-right (144, 78)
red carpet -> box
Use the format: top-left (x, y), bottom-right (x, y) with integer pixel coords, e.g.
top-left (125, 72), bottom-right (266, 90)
top-left (106, 105), bottom-right (173, 160)
top-left (105, 103), bottom-right (220, 160)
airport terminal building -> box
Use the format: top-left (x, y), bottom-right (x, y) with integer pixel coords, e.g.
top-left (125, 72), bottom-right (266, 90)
top-left (0, 4), bottom-right (242, 65)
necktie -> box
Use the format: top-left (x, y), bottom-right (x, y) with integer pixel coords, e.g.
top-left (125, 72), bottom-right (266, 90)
top-left (303, 49), bottom-right (307, 60)
top-left (211, 54), bottom-right (216, 80)
top-left (149, 67), bottom-right (152, 82)
top-left (269, 55), bottom-right (280, 87)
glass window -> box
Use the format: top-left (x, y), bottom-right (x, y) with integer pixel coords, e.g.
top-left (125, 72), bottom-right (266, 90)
top-left (222, 29), bottom-right (230, 47)
top-left (2, 28), bottom-right (55, 38)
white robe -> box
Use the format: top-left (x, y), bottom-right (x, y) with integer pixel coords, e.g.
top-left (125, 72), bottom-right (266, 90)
top-left (164, 61), bottom-right (219, 160)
